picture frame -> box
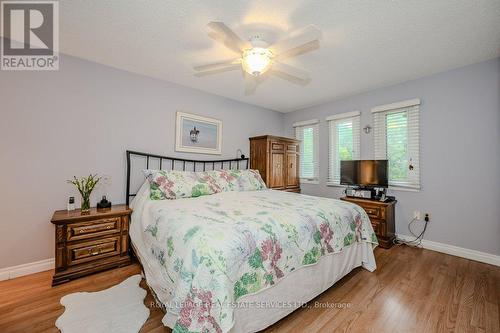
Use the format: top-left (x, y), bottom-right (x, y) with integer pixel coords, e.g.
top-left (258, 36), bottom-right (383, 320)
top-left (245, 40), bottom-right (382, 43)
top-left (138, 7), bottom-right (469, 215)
top-left (175, 111), bottom-right (222, 155)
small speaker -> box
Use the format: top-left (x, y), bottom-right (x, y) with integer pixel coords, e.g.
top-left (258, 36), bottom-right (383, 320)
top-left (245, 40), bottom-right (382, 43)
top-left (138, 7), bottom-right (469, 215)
top-left (358, 190), bottom-right (372, 199)
top-left (345, 188), bottom-right (372, 199)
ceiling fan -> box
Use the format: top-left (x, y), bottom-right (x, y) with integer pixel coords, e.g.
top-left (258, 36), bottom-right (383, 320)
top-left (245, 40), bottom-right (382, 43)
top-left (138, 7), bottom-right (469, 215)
top-left (193, 22), bottom-right (321, 95)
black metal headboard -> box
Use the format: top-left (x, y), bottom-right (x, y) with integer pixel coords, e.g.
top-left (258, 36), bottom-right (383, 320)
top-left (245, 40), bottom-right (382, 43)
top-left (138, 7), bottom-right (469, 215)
top-left (126, 150), bottom-right (249, 205)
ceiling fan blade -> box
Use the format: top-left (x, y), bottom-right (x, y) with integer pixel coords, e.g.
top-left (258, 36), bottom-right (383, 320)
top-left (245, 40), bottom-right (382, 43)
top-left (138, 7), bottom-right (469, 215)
top-left (271, 62), bottom-right (311, 85)
top-left (207, 22), bottom-right (249, 54)
top-left (244, 74), bottom-right (258, 95)
top-left (194, 64), bottom-right (241, 77)
top-left (193, 58), bottom-right (241, 72)
top-left (275, 40), bottom-right (320, 60)
top-left (269, 25), bottom-right (321, 56)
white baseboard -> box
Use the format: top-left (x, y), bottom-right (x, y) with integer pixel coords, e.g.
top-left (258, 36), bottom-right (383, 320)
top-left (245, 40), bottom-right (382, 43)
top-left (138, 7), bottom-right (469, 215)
top-left (397, 234), bottom-right (500, 267)
top-left (0, 258), bottom-right (54, 282)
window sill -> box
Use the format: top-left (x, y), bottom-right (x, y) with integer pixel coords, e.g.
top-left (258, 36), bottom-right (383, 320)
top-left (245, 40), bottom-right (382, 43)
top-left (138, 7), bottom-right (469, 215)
top-left (300, 179), bottom-right (319, 185)
top-left (388, 186), bottom-right (420, 192)
top-left (326, 182), bottom-right (346, 188)
top-left (324, 184), bottom-right (420, 192)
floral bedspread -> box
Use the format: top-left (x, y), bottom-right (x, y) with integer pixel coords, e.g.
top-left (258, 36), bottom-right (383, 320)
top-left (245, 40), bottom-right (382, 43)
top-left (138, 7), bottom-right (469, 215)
top-left (141, 190), bottom-right (377, 333)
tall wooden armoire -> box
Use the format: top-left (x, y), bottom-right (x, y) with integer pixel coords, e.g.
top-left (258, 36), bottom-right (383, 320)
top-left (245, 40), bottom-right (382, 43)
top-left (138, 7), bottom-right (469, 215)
top-left (249, 135), bottom-right (300, 193)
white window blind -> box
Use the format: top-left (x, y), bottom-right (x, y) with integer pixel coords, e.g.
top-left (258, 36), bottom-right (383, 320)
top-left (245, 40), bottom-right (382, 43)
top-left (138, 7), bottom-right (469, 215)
top-left (373, 99), bottom-right (420, 189)
top-left (293, 119), bottom-right (319, 182)
top-left (327, 112), bottom-right (360, 185)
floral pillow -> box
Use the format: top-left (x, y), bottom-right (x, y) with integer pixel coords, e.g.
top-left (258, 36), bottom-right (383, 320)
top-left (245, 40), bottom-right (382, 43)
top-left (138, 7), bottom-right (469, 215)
top-left (245, 169), bottom-right (267, 190)
top-left (144, 169), bottom-right (267, 200)
top-left (143, 170), bottom-right (221, 200)
top-left (207, 169), bottom-right (267, 192)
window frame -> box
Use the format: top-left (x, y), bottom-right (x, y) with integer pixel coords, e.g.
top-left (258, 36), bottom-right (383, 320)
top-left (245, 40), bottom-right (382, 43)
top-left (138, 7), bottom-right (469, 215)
top-left (372, 99), bottom-right (421, 191)
top-left (326, 111), bottom-right (361, 186)
top-left (293, 119), bottom-right (320, 184)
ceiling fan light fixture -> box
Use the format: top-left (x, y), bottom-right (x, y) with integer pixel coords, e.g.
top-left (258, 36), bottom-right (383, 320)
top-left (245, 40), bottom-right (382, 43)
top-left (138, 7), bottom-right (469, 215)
top-left (242, 47), bottom-right (273, 76)
top-left (196, 22), bottom-right (321, 93)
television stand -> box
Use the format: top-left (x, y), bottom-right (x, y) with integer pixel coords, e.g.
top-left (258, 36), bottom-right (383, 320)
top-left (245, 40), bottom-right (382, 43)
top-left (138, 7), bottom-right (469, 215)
top-left (340, 196), bottom-right (396, 249)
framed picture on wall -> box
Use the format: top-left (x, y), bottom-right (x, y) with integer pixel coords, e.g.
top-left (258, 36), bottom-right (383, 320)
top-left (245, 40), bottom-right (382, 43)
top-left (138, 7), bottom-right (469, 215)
top-left (175, 111), bottom-right (222, 155)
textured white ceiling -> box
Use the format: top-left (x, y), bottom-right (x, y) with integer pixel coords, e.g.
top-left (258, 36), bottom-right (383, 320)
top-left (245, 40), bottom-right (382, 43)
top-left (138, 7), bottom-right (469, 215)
top-left (56, 1), bottom-right (500, 112)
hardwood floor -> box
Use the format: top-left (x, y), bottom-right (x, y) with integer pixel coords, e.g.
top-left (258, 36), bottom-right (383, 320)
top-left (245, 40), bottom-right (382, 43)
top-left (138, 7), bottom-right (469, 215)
top-left (0, 246), bottom-right (498, 333)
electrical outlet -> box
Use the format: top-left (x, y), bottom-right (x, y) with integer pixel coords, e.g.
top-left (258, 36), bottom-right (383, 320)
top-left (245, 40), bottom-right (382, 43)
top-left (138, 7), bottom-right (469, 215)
top-left (413, 210), bottom-right (421, 220)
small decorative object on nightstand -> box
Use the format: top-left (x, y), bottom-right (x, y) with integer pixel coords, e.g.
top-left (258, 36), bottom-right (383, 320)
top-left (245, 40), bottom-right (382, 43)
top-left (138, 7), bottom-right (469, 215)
top-left (96, 195), bottom-right (112, 209)
top-left (341, 196), bottom-right (396, 249)
top-left (67, 196), bottom-right (75, 211)
top-left (50, 205), bottom-right (132, 286)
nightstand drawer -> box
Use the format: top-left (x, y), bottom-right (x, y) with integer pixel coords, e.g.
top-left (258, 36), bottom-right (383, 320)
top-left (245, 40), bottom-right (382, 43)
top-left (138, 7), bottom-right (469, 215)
top-left (340, 197), bottom-right (395, 249)
top-left (66, 217), bottom-right (121, 242)
top-left (359, 205), bottom-right (384, 219)
top-left (67, 236), bottom-right (121, 266)
top-left (370, 219), bottom-right (380, 235)
top-left (370, 218), bottom-right (385, 235)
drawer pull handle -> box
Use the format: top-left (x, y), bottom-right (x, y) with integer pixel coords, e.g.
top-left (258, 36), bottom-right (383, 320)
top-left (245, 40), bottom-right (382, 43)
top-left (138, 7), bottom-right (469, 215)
top-left (77, 224), bottom-right (114, 234)
top-left (79, 227), bottom-right (96, 233)
top-left (87, 248), bottom-right (101, 256)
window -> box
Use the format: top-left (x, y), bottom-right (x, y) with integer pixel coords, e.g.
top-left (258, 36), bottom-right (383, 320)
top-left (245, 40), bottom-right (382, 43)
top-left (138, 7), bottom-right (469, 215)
top-left (327, 112), bottom-right (361, 185)
top-left (373, 99), bottom-right (420, 189)
top-left (293, 119), bottom-right (319, 183)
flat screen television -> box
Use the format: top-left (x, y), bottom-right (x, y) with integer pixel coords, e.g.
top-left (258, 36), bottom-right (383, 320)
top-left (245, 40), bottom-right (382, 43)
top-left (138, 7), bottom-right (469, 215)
top-left (340, 160), bottom-right (388, 188)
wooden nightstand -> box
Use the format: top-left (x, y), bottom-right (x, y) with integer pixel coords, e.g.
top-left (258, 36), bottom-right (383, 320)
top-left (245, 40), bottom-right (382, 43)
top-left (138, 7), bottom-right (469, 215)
top-left (340, 197), bottom-right (396, 249)
top-left (50, 205), bottom-right (132, 286)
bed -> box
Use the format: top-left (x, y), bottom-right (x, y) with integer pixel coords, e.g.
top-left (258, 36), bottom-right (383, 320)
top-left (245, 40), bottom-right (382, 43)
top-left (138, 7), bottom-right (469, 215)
top-left (126, 151), bottom-right (378, 333)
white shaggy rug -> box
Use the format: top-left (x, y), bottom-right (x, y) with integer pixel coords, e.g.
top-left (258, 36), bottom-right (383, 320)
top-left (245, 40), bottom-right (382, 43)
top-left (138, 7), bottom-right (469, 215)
top-left (56, 274), bottom-right (150, 333)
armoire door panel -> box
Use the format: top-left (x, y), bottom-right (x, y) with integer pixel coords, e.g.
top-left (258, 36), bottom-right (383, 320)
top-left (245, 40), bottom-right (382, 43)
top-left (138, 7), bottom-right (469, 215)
top-left (270, 153), bottom-right (285, 188)
top-left (286, 153), bottom-right (299, 187)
